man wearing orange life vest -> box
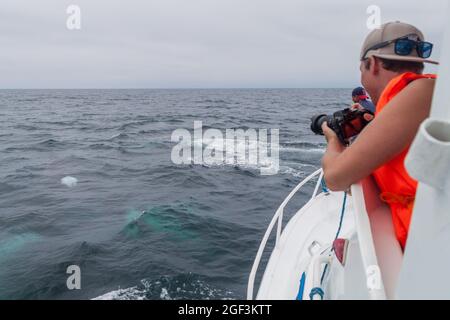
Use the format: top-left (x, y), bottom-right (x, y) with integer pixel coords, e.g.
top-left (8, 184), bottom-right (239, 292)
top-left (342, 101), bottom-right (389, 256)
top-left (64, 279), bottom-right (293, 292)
top-left (321, 21), bottom-right (438, 251)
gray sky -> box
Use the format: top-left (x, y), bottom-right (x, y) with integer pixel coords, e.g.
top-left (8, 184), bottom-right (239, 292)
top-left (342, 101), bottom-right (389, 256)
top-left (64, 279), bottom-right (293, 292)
top-left (1, 0), bottom-right (448, 88)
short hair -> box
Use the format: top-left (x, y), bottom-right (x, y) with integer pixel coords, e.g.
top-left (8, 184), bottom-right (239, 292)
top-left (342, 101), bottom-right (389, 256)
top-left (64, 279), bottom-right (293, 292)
top-left (364, 57), bottom-right (424, 74)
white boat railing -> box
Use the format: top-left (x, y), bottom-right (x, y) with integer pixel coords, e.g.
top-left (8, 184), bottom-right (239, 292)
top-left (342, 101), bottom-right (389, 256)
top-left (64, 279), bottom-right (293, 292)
top-left (247, 168), bottom-right (323, 300)
top-left (350, 183), bottom-right (387, 300)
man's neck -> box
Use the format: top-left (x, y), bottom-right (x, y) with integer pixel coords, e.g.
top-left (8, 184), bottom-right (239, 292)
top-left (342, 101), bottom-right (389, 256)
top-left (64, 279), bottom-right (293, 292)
top-left (371, 71), bottom-right (404, 106)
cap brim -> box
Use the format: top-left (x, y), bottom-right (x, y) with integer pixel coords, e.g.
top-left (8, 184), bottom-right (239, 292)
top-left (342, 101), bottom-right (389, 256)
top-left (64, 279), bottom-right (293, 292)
top-left (371, 53), bottom-right (439, 65)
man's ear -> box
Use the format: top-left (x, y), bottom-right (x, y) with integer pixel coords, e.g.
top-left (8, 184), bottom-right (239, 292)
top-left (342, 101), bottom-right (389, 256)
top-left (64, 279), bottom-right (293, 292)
top-left (370, 56), bottom-right (380, 75)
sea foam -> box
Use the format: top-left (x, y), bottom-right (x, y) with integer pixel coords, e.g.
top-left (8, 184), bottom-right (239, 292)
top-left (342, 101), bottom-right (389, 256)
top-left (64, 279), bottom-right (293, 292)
top-left (61, 176), bottom-right (78, 187)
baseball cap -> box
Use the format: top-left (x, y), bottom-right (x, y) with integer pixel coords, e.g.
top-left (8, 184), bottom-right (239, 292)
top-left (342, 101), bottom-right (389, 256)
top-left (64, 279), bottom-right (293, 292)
top-left (352, 87), bottom-right (368, 99)
top-left (360, 21), bottom-right (439, 64)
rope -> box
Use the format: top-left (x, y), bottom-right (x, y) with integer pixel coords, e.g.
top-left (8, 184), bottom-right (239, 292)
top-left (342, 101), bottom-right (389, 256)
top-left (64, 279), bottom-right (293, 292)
top-left (309, 287), bottom-right (324, 300)
top-left (319, 191), bottom-right (348, 285)
top-left (296, 272), bottom-right (306, 300)
top-left (321, 177), bottom-right (329, 194)
top-left (334, 192), bottom-right (347, 240)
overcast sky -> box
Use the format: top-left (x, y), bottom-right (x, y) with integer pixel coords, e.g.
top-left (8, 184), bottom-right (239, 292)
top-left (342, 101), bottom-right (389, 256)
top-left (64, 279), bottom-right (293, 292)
top-left (0, 0), bottom-right (448, 88)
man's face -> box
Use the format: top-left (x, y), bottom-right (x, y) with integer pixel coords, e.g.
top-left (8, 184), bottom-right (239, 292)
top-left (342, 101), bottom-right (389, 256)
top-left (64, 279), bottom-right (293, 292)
top-left (360, 59), bottom-right (375, 99)
top-left (360, 60), bottom-right (369, 88)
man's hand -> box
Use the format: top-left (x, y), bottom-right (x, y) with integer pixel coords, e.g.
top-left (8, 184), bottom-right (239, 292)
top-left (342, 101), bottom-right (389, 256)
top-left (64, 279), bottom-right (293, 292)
top-left (350, 103), bottom-right (365, 111)
top-left (321, 122), bottom-right (346, 191)
top-left (321, 121), bottom-right (346, 186)
top-left (321, 122), bottom-right (340, 144)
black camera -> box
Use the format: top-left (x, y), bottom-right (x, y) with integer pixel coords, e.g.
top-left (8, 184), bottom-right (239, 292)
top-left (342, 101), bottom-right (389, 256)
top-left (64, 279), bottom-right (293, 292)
top-left (310, 108), bottom-right (374, 145)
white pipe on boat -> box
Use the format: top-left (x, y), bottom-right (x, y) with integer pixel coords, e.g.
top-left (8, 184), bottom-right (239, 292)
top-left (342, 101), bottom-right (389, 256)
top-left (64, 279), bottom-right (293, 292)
top-left (312, 171), bottom-right (324, 199)
top-left (405, 118), bottom-right (450, 191)
top-left (310, 255), bottom-right (331, 300)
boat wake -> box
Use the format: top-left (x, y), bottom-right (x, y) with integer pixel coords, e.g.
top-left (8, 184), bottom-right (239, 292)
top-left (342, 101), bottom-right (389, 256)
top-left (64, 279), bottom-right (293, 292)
top-left (92, 274), bottom-right (235, 300)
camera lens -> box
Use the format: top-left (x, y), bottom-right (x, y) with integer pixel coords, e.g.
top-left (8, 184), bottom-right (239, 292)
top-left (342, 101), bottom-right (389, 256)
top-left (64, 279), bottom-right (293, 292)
top-left (310, 114), bottom-right (328, 135)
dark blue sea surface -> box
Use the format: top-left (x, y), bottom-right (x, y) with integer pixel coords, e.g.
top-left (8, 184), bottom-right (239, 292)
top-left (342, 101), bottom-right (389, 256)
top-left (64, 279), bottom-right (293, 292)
top-left (0, 89), bottom-right (349, 299)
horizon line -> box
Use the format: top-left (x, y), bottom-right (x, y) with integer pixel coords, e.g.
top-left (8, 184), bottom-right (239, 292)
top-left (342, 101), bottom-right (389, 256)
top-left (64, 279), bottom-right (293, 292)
top-left (0, 87), bottom-right (355, 90)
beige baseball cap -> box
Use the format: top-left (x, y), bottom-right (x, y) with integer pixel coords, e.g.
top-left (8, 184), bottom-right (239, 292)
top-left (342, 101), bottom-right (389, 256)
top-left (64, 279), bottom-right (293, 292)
top-left (360, 21), bottom-right (439, 64)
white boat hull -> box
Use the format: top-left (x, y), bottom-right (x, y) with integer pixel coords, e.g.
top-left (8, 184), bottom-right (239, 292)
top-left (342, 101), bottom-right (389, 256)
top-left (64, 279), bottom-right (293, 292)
top-left (256, 191), bottom-right (354, 300)
top-left (250, 174), bottom-right (403, 300)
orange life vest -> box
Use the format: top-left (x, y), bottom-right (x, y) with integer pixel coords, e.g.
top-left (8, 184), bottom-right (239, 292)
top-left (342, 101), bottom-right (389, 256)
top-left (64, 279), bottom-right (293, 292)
top-left (373, 72), bottom-right (437, 250)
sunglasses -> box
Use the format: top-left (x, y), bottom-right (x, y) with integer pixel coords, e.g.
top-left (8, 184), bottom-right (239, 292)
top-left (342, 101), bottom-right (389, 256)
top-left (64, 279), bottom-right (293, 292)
top-left (362, 35), bottom-right (433, 60)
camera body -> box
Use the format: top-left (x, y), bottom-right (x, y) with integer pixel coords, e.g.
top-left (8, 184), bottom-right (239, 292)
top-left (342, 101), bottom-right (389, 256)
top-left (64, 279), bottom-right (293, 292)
top-left (310, 108), bottom-right (374, 145)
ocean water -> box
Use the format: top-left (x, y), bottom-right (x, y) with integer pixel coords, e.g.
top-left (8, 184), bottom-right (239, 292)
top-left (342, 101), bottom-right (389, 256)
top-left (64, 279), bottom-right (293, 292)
top-left (0, 89), bottom-right (349, 300)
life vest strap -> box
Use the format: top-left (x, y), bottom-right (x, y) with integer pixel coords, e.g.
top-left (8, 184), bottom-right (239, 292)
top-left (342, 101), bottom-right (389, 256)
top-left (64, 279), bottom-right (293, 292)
top-left (380, 192), bottom-right (415, 210)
